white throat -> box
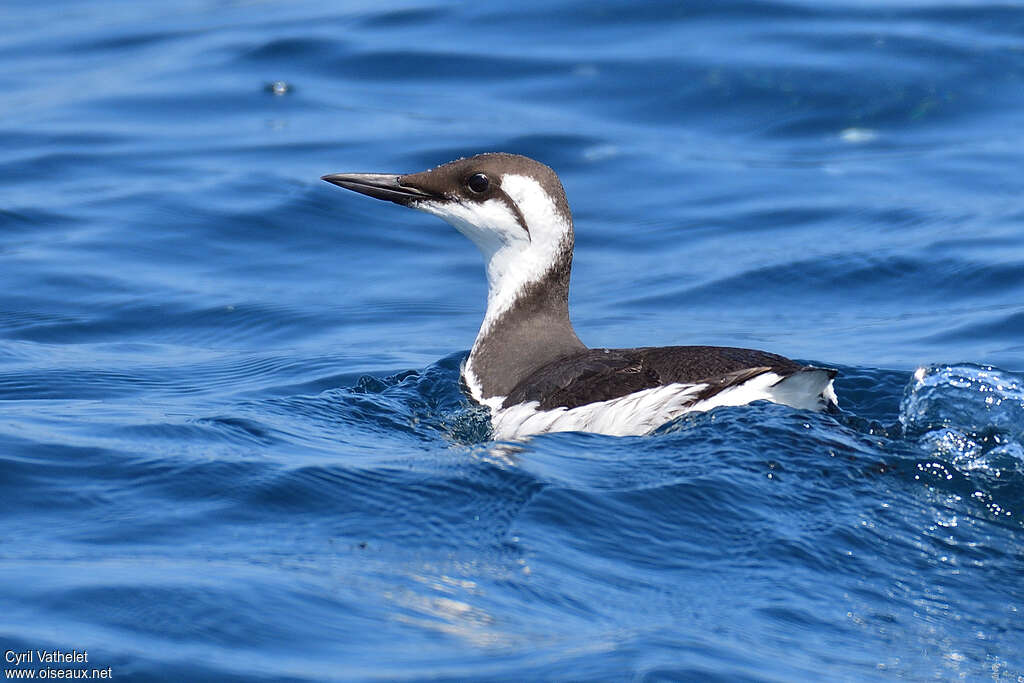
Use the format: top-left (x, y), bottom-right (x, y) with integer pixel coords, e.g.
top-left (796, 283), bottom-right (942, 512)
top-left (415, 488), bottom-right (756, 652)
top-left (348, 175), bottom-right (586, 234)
top-left (417, 173), bottom-right (572, 336)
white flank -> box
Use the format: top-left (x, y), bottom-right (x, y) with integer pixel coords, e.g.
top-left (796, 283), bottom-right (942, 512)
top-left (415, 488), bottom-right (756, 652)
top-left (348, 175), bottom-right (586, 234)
top-left (488, 371), bottom-right (837, 440)
top-left (491, 382), bottom-right (707, 439)
top-left (768, 370), bottom-right (837, 410)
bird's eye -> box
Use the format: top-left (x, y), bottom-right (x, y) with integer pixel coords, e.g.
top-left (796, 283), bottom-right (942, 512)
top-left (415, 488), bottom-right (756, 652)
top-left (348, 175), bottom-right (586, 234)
top-left (467, 173), bottom-right (490, 193)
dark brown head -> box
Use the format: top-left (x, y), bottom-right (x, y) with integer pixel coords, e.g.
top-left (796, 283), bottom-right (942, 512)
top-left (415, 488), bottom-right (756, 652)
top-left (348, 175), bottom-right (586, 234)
top-left (323, 154), bottom-right (575, 303)
top-left (322, 153), bottom-right (572, 254)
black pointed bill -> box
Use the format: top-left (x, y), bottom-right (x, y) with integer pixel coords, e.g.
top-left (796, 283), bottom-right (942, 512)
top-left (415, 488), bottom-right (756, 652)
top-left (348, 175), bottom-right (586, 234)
top-left (320, 172), bottom-right (438, 206)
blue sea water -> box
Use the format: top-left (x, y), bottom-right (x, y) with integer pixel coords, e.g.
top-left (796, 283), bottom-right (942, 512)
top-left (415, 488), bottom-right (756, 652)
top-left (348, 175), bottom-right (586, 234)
top-left (2, 0), bottom-right (1024, 679)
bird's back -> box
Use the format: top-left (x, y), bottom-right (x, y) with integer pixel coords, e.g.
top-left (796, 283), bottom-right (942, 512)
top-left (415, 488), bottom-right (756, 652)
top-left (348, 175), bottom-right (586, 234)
top-left (502, 345), bottom-right (820, 411)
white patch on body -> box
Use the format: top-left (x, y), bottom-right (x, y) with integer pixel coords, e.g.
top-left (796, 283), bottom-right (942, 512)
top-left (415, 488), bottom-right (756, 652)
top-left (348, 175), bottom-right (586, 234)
top-left (491, 382), bottom-right (707, 439)
top-left (824, 380), bottom-right (838, 406)
top-left (461, 361), bottom-right (503, 411)
top-left (485, 370), bottom-right (838, 440)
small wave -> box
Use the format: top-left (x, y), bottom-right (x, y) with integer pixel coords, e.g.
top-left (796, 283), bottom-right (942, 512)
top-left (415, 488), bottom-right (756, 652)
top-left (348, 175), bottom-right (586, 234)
top-left (901, 363), bottom-right (1024, 444)
top-left (243, 352), bottom-right (490, 451)
top-left (900, 363), bottom-right (1024, 519)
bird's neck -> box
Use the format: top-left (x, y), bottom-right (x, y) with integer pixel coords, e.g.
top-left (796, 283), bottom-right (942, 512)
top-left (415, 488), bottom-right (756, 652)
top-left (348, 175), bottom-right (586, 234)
top-left (465, 241), bottom-right (585, 405)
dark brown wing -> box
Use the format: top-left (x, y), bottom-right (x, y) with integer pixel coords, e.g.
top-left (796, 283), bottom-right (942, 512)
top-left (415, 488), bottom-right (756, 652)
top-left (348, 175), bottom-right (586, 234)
top-left (502, 345), bottom-right (809, 411)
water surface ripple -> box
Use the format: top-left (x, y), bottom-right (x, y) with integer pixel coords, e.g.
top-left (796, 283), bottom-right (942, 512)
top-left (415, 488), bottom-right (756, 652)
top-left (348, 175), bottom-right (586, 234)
top-left (2, 0), bottom-right (1023, 680)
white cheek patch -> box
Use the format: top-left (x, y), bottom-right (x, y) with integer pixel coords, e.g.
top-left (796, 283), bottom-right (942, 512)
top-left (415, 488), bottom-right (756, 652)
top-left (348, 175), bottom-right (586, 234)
top-left (499, 174), bottom-right (569, 250)
top-left (414, 198), bottom-right (523, 261)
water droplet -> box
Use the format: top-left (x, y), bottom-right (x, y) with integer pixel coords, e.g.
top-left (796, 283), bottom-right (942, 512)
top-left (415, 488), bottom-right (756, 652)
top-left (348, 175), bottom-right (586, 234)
top-left (266, 80), bottom-right (291, 96)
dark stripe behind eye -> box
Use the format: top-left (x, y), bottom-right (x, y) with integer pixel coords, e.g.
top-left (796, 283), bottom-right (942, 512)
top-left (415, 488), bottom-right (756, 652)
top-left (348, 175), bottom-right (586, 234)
top-left (498, 190), bottom-right (530, 239)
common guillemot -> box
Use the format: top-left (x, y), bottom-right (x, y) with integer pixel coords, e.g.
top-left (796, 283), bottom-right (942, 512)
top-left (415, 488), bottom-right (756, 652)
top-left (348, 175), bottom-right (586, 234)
top-left (322, 153), bottom-right (837, 439)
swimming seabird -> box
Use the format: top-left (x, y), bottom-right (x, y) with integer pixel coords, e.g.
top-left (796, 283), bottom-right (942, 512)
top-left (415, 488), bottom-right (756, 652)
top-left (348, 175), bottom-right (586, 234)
top-left (322, 153), bottom-right (837, 439)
